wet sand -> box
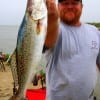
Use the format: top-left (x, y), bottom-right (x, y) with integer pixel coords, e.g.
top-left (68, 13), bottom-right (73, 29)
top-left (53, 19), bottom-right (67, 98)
top-left (0, 64), bottom-right (13, 100)
top-left (0, 63), bottom-right (44, 100)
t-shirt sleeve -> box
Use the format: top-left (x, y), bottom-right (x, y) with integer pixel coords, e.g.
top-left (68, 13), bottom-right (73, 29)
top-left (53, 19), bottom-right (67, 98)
top-left (96, 30), bottom-right (100, 64)
top-left (97, 51), bottom-right (100, 64)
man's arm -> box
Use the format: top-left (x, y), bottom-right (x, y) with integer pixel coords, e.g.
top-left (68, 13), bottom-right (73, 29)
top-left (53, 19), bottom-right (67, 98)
top-left (45, 0), bottom-right (59, 48)
top-left (96, 30), bottom-right (100, 72)
top-left (97, 63), bottom-right (100, 72)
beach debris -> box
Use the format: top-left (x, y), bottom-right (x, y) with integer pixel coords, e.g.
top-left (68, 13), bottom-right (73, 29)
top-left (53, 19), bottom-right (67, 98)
top-left (9, 0), bottom-right (47, 99)
top-left (32, 69), bottom-right (46, 89)
top-left (0, 52), bottom-right (6, 71)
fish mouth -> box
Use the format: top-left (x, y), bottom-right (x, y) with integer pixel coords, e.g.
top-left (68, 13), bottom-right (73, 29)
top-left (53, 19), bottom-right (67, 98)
top-left (26, 0), bottom-right (47, 20)
top-left (28, 8), bottom-right (47, 21)
top-left (26, 9), bottom-right (44, 35)
top-left (28, 9), bottom-right (33, 17)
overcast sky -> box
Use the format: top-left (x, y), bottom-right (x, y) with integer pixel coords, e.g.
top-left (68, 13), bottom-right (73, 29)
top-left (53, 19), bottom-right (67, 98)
top-left (0, 0), bottom-right (100, 25)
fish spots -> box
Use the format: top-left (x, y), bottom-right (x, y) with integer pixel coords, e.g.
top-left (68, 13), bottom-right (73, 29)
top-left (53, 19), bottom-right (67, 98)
top-left (37, 20), bottom-right (42, 34)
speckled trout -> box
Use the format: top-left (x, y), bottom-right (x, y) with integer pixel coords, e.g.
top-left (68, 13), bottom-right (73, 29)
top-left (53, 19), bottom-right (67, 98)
top-left (9, 0), bottom-right (47, 99)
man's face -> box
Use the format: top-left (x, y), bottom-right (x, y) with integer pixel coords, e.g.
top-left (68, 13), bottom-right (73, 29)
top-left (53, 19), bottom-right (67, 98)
top-left (58, 0), bottom-right (83, 25)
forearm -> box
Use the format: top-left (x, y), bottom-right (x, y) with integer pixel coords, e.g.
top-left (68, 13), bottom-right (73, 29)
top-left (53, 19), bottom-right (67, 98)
top-left (45, 18), bottom-right (59, 48)
top-left (97, 64), bottom-right (100, 72)
top-left (45, 0), bottom-right (59, 48)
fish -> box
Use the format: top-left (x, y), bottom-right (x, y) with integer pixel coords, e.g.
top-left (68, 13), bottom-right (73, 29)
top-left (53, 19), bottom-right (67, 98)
top-left (9, 0), bottom-right (47, 99)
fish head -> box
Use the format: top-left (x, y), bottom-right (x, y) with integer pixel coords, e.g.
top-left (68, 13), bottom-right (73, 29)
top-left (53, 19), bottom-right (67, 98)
top-left (26, 0), bottom-right (47, 20)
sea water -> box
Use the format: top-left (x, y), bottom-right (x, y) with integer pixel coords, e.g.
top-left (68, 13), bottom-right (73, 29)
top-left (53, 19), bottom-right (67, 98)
top-left (0, 25), bottom-right (19, 54)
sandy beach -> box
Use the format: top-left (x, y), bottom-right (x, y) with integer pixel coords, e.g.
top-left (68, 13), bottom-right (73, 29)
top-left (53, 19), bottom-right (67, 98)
top-left (0, 62), bottom-right (44, 100)
top-left (0, 63), bottom-right (13, 100)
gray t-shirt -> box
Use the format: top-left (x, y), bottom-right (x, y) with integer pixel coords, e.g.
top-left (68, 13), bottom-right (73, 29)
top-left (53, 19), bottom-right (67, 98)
top-left (46, 22), bottom-right (100, 100)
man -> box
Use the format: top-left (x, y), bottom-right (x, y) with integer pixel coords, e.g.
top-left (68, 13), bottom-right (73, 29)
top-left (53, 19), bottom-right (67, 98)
top-left (45, 0), bottom-right (100, 100)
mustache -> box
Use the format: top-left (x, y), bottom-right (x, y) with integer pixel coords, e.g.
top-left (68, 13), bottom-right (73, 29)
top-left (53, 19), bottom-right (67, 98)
top-left (61, 11), bottom-right (75, 16)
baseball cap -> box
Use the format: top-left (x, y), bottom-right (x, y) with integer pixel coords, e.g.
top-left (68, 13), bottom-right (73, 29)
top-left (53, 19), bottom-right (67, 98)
top-left (58, 0), bottom-right (82, 3)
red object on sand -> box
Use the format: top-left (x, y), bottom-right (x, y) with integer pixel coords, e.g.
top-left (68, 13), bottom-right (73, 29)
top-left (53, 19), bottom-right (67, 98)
top-left (26, 88), bottom-right (46, 100)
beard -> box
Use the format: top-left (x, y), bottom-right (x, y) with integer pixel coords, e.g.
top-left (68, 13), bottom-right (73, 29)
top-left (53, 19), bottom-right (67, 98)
top-left (60, 9), bottom-right (82, 25)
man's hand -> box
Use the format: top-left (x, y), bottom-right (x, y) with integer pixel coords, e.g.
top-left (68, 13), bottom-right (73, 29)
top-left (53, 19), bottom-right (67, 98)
top-left (46, 0), bottom-right (59, 20)
top-left (45, 0), bottom-right (59, 48)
